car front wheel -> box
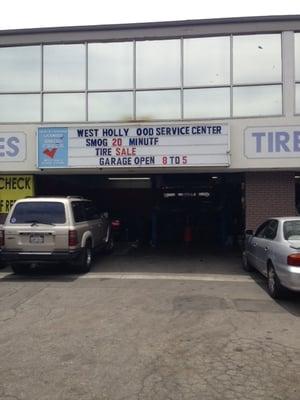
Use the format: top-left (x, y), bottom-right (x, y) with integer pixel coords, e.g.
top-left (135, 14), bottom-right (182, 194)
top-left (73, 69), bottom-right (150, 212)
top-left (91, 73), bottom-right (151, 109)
top-left (242, 252), bottom-right (253, 272)
top-left (104, 233), bottom-right (114, 254)
top-left (267, 264), bottom-right (285, 299)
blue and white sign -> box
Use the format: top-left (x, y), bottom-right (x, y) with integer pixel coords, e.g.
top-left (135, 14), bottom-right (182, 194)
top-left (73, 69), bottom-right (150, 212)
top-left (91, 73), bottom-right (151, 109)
top-left (38, 127), bottom-right (68, 168)
top-left (245, 126), bottom-right (300, 158)
top-left (37, 123), bottom-right (230, 169)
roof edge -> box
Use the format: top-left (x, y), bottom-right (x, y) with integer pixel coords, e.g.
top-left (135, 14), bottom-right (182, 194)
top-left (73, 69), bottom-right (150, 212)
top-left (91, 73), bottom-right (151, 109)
top-left (1, 14), bottom-right (300, 36)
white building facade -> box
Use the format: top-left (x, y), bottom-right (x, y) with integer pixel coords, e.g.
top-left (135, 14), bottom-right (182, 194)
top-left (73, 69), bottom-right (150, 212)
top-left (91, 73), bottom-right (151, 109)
top-left (0, 16), bottom-right (300, 229)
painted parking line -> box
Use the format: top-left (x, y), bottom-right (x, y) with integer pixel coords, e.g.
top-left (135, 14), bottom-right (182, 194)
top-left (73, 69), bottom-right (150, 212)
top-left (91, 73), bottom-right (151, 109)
top-left (0, 271), bottom-right (255, 282)
top-left (80, 273), bottom-right (254, 282)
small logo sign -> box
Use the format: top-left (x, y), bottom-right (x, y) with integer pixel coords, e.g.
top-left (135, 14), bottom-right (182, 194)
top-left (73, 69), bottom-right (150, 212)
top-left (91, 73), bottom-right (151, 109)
top-left (38, 128), bottom-right (68, 168)
top-left (43, 147), bottom-right (58, 159)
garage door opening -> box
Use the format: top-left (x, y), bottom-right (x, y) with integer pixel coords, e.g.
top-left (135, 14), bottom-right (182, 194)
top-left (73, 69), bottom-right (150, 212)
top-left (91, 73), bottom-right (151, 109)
top-left (35, 173), bottom-right (245, 254)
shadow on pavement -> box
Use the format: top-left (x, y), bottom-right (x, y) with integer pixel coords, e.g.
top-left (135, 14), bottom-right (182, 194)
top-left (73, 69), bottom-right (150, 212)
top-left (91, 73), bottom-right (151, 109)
top-left (0, 263), bottom-right (80, 282)
top-left (94, 242), bottom-right (245, 275)
top-left (249, 269), bottom-right (300, 317)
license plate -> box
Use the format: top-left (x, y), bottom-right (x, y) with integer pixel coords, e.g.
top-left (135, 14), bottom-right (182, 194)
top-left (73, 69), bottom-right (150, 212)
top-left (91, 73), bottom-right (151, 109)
top-left (29, 234), bottom-right (44, 244)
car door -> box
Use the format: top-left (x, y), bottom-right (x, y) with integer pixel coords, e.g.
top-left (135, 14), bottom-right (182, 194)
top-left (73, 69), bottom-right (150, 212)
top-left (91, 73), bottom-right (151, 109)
top-left (259, 219), bottom-right (279, 277)
top-left (248, 221), bottom-right (269, 272)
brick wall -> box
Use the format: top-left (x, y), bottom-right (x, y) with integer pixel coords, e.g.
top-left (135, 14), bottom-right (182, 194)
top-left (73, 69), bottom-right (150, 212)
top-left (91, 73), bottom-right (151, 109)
top-left (245, 171), bottom-right (296, 230)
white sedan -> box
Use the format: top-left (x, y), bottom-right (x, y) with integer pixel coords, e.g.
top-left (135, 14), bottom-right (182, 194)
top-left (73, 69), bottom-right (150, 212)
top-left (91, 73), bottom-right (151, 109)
top-left (243, 217), bottom-right (300, 298)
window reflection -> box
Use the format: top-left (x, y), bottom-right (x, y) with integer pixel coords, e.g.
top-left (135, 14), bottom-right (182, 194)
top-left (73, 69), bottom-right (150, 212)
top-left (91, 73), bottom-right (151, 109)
top-left (184, 37), bottom-right (230, 86)
top-left (136, 90), bottom-right (180, 119)
top-left (233, 85), bottom-right (282, 116)
top-left (43, 93), bottom-right (85, 122)
top-left (0, 46), bottom-right (41, 92)
top-left (0, 33), bottom-right (287, 122)
top-left (136, 40), bottom-right (180, 88)
top-left (233, 34), bottom-right (282, 84)
top-left (184, 88), bottom-right (230, 118)
top-left (44, 44), bottom-right (85, 91)
top-left (295, 34), bottom-right (300, 81)
top-left (0, 94), bottom-right (40, 122)
top-left (295, 84), bottom-right (300, 114)
top-left (88, 42), bottom-right (133, 90)
top-left (88, 92), bottom-right (133, 121)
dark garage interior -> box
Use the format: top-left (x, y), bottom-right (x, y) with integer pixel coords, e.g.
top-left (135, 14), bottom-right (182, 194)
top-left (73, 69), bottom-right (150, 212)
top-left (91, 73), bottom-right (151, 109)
top-left (35, 173), bottom-right (245, 251)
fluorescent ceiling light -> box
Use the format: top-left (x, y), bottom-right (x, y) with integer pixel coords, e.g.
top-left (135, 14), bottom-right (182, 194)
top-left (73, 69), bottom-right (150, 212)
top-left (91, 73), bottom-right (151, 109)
top-left (108, 177), bottom-right (150, 181)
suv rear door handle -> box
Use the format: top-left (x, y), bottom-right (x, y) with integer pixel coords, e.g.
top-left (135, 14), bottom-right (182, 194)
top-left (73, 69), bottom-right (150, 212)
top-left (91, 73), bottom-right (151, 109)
top-left (264, 247), bottom-right (269, 251)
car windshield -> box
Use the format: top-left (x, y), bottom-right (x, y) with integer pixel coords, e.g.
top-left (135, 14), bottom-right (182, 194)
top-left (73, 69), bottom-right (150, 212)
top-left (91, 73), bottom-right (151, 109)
top-left (283, 220), bottom-right (300, 240)
top-left (10, 201), bottom-right (66, 224)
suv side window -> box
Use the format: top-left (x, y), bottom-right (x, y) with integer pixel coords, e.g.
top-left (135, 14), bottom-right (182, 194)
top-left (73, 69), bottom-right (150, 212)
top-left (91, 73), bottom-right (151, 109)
top-left (264, 220), bottom-right (278, 240)
top-left (72, 201), bottom-right (86, 223)
top-left (84, 202), bottom-right (100, 221)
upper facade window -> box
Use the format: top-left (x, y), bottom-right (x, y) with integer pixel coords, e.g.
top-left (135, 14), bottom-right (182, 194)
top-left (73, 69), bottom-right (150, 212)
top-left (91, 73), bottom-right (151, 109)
top-left (0, 33), bottom-right (283, 123)
top-left (136, 39), bottom-right (181, 88)
top-left (233, 34), bottom-right (282, 84)
top-left (233, 34), bottom-right (282, 117)
top-left (0, 45), bottom-right (41, 92)
top-left (184, 36), bottom-right (230, 86)
top-left (88, 42), bottom-right (133, 90)
top-left (294, 33), bottom-right (300, 114)
top-left (43, 44), bottom-right (85, 91)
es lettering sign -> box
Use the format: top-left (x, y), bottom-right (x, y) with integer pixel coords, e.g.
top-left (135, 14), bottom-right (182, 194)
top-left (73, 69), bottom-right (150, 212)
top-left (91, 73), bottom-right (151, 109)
top-left (0, 132), bottom-right (26, 162)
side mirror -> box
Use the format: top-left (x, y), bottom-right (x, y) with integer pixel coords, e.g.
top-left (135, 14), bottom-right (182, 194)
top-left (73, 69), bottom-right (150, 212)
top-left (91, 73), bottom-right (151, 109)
top-left (245, 229), bottom-right (253, 236)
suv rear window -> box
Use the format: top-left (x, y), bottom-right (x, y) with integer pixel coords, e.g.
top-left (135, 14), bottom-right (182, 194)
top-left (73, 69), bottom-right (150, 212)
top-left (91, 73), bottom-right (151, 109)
top-left (10, 201), bottom-right (66, 224)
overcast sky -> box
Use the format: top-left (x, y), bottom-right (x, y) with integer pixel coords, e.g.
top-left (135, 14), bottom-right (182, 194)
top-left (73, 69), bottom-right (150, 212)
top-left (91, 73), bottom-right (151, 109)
top-left (1, 0), bottom-right (300, 30)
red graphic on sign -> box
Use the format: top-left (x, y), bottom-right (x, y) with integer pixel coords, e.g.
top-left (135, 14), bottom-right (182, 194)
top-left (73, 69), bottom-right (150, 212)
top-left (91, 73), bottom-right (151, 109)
top-left (43, 148), bottom-right (58, 159)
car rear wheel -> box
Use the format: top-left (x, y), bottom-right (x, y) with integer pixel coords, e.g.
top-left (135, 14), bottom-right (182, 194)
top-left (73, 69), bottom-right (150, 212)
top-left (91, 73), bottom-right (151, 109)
top-left (11, 264), bottom-right (30, 275)
top-left (242, 252), bottom-right (253, 272)
top-left (267, 264), bottom-right (285, 299)
top-left (76, 243), bottom-right (92, 273)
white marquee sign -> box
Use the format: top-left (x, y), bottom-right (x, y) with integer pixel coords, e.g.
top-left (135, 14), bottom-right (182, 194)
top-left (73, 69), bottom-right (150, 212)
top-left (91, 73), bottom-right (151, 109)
top-left (38, 123), bottom-right (230, 169)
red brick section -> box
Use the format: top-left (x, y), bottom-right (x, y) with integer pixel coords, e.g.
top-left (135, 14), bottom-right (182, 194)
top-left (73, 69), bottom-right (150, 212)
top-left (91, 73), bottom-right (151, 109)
top-left (245, 171), bottom-right (296, 230)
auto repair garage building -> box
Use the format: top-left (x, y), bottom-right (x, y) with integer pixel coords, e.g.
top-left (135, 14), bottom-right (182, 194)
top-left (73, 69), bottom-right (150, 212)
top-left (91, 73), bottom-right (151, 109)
top-left (0, 15), bottom-right (300, 246)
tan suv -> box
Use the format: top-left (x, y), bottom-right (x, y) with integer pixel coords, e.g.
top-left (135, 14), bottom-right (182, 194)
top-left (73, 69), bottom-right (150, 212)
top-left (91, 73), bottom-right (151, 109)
top-left (0, 196), bottom-right (113, 274)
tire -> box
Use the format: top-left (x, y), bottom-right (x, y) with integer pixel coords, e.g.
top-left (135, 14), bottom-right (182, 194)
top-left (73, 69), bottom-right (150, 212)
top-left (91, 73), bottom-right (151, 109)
top-left (267, 263), bottom-right (285, 299)
top-left (242, 252), bottom-right (253, 272)
top-left (11, 263), bottom-right (30, 275)
top-left (76, 243), bottom-right (92, 273)
top-left (104, 233), bottom-right (114, 254)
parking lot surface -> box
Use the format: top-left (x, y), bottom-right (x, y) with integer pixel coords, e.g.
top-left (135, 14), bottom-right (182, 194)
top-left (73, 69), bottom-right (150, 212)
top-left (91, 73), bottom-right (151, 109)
top-left (1, 245), bottom-right (300, 400)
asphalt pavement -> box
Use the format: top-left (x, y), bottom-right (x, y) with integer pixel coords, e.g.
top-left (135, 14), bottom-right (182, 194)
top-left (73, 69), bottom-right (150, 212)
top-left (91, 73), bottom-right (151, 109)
top-left (0, 244), bottom-right (300, 400)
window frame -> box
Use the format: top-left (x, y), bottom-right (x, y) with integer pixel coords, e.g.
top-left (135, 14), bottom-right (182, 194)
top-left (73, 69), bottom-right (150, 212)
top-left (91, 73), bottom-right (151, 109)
top-left (0, 32), bottom-right (284, 124)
